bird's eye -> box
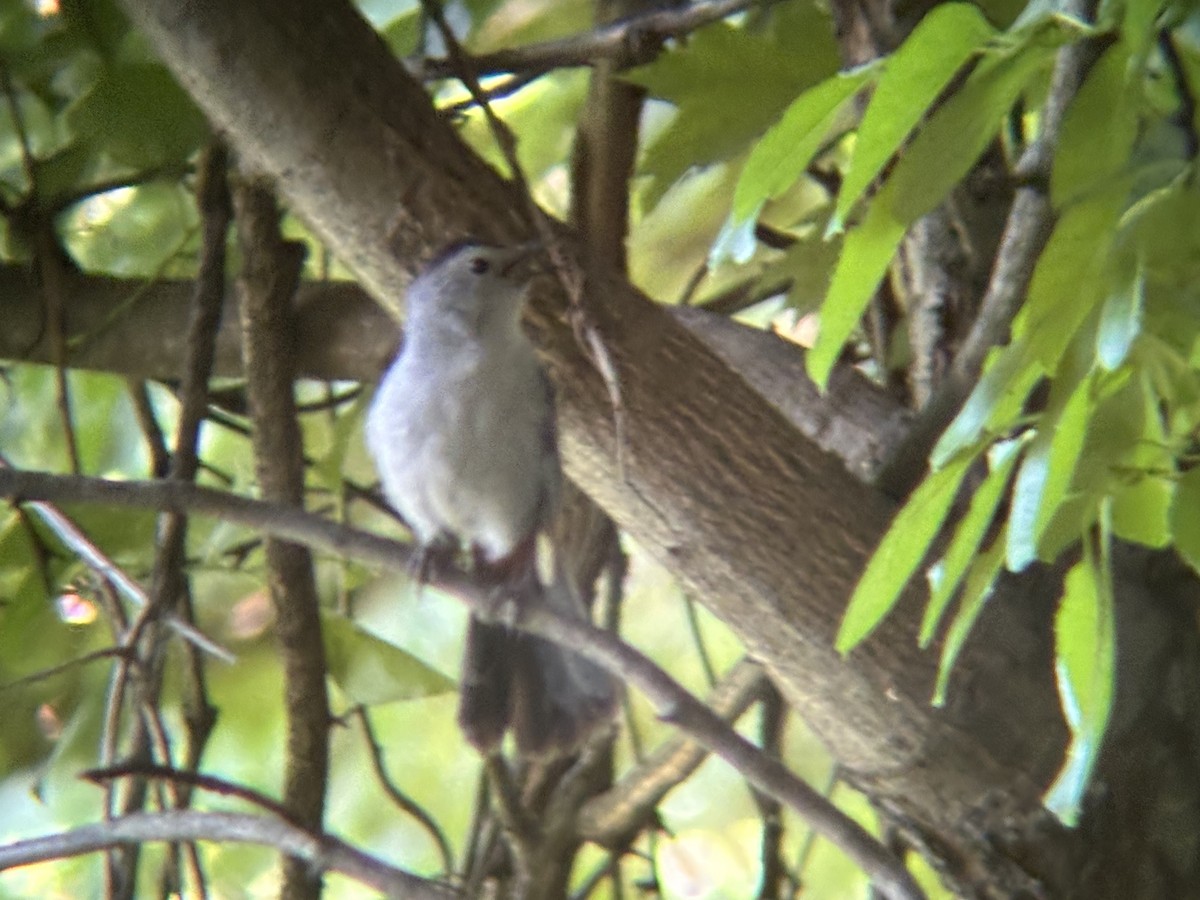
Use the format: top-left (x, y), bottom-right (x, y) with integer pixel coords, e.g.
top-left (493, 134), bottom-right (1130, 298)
top-left (469, 256), bottom-right (490, 275)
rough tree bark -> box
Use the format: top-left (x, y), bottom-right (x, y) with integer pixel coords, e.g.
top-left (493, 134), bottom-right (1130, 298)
top-left (11, 0), bottom-right (1192, 894)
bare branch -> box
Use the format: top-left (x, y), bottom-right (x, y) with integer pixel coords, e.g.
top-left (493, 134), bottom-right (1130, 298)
top-left (0, 810), bottom-right (457, 900)
top-left (352, 707), bottom-right (455, 875)
top-left (418, 0), bottom-right (759, 78)
top-left (0, 457), bottom-right (233, 661)
top-left (234, 179), bottom-right (330, 900)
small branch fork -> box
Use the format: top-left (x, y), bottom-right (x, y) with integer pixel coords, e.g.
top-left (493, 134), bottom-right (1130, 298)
top-left (0, 467), bottom-right (925, 900)
top-left (417, 0), bottom-right (759, 78)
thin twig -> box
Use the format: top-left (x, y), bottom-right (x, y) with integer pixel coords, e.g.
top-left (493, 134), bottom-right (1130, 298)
top-left (130, 142), bottom-right (231, 899)
top-left (418, 0), bottom-right (759, 78)
top-left (1, 66), bottom-right (82, 475)
top-left (754, 680), bottom-right (787, 900)
top-left (126, 380), bottom-right (171, 477)
top-left (682, 595), bottom-right (718, 688)
top-left (50, 163), bottom-right (193, 215)
top-left (353, 707), bottom-right (455, 874)
top-left (83, 765), bottom-right (297, 822)
top-left (0, 458), bottom-right (233, 661)
top-left (0, 646), bottom-right (132, 692)
top-left (0, 810), bottom-right (457, 899)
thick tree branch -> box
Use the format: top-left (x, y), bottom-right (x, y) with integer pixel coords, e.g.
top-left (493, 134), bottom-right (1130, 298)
top-left (0, 268), bottom-right (909, 484)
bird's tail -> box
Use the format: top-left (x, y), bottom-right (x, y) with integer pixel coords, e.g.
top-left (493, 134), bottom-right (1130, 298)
top-left (457, 575), bottom-right (619, 756)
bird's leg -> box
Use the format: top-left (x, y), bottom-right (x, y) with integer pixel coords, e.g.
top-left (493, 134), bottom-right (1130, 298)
top-left (411, 533), bottom-right (458, 585)
top-left (472, 535), bottom-right (539, 627)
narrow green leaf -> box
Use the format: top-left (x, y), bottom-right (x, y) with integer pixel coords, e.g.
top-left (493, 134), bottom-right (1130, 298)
top-left (837, 449), bottom-right (976, 653)
top-left (321, 612), bottom-right (455, 706)
top-left (1096, 259), bottom-right (1144, 371)
top-left (835, 4), bottom-right (996, 229)
top-left (932, 533), bottom-right (1006, 706)
top-left (1110, 374), bottom-right (1174, 547)
top-left (1052, 42), bottom-right (1138, 204)
top-left (1044, 542), bottom-right (1115, 826)
top-left (887, 42), bottom-right (1056, 225)
top-left (1007, 374), bottom-right (1093, 571)
top-left (808, 34), bottom-right (1056, 390)
top-left (807, 195), bottom-right (906, 388)
top-left (1170, 467), bottom-right (1200, 576)
top-left (1017, 183), bottom-right (1127, 371)
top-left (922, 436), bottom-right (1025, 646)
top-left (733, 66), bottom-right (876, 224)
top-left (931, 342), bottom-right (1044, 468)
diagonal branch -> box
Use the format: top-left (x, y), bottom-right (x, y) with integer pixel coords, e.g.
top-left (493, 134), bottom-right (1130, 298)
top-left (0, 810), bottom-right (456, 899)
top-left (577, 657), bottom-right (766, 845)
top-left (0, 466), bottom-right (923, 900)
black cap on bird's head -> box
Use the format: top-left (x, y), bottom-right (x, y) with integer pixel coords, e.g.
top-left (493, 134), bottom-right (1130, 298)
top-left (423, 239), bottom-right (540, 278)
top-left (405, 239), bottom-right (543, 335)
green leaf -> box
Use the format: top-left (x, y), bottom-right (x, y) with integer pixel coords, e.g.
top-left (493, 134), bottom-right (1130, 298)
top-left (1170, 467), bottom-right (1200, 576)
top-left (68, 62), bottom-right (209, 168)
top-left (834, 4), bottom-right (996, 230)
top-left (837, 448), bottom-right (976, 653)
top-left (931, 342), bottom-right (1044, 468)
top-left (932, 533), bottom-right (1006, 706)
top-left (1096, 258), bottom-right (1144, 371)
top-left (887, 41), bottom-right (1056, 225)
top-left (732, 65), bottom-right (877, 224)
top-left (322, 612), bottom-right (455, 706)
top-left (922, 436), bottom-right (1025, 646)
top-left (1052, 41), bottom-right (1138, 204)
top-left (1007, 373), bottom-right (1092, 571)
top-left (807, 194), bottom-right (906, 388)
top-left (1044, 544), bottom-right (1115, 826)
top-left (1016, 183), bottom-right (1127, 371)
top-left (628, 4), bottom-right (839, 206)
top-left (1110, 374), bottom-right (1174, 547)
top-left (1111, 474), bottom-right (1174, 547)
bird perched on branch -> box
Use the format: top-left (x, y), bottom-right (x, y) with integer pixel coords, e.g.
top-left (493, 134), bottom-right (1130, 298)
top-left (365, 240), bottom-right (618, 756)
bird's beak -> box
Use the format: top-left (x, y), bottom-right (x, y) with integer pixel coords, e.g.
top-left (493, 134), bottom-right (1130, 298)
top-left (498, 241), bottom-right (543, 278)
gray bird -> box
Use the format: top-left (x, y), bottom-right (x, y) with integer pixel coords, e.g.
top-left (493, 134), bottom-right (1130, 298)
top-left (365, 240), bottom-right (618, 755)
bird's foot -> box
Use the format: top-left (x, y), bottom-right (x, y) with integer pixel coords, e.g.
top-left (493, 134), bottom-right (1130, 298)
top-left (409, 536), bottom-right (457, 585)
